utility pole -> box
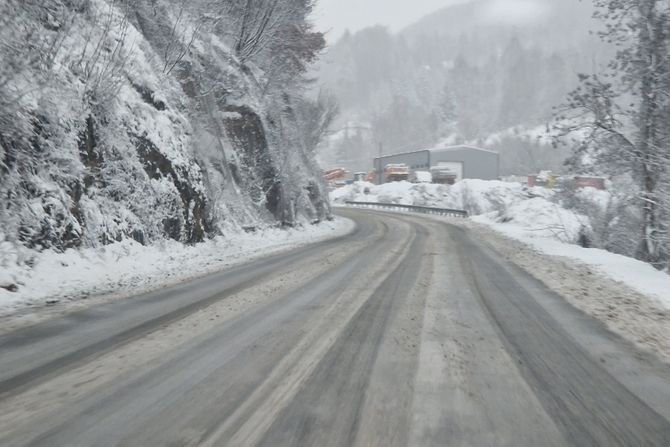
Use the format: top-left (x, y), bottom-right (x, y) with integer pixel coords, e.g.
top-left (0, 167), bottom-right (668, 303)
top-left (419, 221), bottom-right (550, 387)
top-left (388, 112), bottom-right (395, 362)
top-left (377, 142), bottom-right (383, 185)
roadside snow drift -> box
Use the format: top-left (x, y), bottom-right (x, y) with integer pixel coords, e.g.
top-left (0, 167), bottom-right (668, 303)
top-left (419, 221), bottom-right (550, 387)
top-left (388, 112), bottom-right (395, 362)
top-left (333, 180), bottom-right (670, 309)
top-left (0, 218), bottom-right (354, 317)
top-left (332, 180), bottom-right (589, 243)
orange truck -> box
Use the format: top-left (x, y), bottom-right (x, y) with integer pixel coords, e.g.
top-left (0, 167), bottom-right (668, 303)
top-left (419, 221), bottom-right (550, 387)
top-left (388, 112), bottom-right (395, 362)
top-left (324, 168), bottom-right (348, 182)
top-left (384, 164), bottom-right (410, 182)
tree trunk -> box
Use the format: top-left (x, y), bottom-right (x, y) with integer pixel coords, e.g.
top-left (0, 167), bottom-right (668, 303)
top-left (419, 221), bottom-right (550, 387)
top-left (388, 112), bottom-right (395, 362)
top-left (636, 0), bottom-right (661, 264)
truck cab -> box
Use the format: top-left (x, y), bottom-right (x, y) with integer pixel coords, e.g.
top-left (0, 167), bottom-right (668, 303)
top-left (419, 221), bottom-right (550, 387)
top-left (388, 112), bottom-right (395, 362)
top-left (384, 164), bottom-right (410, 182)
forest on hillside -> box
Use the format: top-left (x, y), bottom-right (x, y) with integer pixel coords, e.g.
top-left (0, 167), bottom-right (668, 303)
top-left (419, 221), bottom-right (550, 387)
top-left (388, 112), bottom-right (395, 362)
top-left (315, 0), bottom-right (606, 175)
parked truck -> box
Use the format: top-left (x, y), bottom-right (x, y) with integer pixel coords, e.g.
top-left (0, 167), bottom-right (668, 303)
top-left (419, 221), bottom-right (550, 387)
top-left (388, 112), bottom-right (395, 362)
top-left (353, 172), bottom-right (367, 182)
top-left (430, 162), bottom-right (462, 185)
top-left (384, 164), bottom-right (410, 182)
top-left (323, 168), bottom-right (348, 182)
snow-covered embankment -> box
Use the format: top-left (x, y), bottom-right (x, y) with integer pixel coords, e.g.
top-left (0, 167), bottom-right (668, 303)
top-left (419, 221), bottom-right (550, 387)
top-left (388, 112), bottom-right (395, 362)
top-left (0, 218), bottom-right (354, 320)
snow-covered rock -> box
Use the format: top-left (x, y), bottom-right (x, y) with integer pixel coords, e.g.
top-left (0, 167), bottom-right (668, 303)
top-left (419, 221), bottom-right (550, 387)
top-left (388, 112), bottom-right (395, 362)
top-left (1, 0), bottom-right (330, 297)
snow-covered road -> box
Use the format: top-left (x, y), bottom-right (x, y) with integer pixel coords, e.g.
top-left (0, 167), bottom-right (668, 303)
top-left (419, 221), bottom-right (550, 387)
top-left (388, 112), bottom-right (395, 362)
top-left (0, 209), bottom-right (669, 446)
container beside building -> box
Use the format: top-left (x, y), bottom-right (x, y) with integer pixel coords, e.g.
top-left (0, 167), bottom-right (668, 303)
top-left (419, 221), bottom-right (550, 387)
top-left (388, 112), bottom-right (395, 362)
top-left (528, 172), bottom-right (607, 190)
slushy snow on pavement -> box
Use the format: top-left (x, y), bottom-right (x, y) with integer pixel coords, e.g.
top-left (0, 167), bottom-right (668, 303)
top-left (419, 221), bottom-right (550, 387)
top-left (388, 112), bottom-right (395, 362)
top-left (333, 180), bottom-right (670, 310)
top-left (0, 218), bottom-right (354, 318)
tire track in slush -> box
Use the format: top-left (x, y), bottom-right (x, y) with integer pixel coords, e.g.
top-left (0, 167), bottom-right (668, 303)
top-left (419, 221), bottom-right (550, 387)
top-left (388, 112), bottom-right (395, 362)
top-left (0, 216), bottom-right (374, 399)
top-left (453, 225), bottom-right (670, 447)
top-left (253, 224), bottom-right (428, 447)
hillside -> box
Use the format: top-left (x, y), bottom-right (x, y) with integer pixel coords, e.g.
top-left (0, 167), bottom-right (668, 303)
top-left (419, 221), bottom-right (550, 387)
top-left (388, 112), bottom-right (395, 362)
top-left (0, 0), bottom-right (331, 269)
top-left (315, 0), bottom-right (607, 175)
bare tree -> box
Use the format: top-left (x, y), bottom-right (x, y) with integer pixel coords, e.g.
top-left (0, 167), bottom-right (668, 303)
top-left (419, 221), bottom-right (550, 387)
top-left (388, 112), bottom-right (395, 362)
top-left (73, 0), bottom-right (133, 108)
top-left (554, 0), bottom-right (670, 269)
top-left (162, 0), bottom-right (202, 76)
top-left (294, 90), bottom-right (340, 152)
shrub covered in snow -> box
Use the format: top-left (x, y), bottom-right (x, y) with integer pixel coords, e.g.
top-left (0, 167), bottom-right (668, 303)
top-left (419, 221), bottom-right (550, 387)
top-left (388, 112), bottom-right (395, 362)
top-left (335, 179), bottom-right (670, 271)
top-left (548, 177), bottom-right (647, 257)
top-left (332, 180), bottom-right (594, 245)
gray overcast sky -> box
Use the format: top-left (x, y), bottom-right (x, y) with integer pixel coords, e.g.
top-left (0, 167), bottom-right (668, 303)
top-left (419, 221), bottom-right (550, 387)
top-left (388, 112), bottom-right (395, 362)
top-left (313, 0), bottom-right (466, 41)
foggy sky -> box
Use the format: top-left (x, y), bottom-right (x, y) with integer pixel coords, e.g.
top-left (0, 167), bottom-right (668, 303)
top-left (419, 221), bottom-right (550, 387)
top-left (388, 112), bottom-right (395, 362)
top-left (313, 0), bottom-right (466, 41)
top-left (313, 0), bottom-right (551, 42)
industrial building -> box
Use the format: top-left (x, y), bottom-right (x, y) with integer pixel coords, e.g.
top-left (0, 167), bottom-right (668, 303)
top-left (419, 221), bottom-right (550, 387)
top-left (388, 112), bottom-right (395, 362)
top-left (373, 145), bottom-right (500, 184)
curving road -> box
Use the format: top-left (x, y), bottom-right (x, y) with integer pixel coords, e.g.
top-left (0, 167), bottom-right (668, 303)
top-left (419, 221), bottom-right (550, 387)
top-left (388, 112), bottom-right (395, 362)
top-left (1, 209), bottom-right (670, 446)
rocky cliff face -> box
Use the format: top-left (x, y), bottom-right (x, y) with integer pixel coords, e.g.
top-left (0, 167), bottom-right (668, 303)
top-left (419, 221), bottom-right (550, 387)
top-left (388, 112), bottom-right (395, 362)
top-left (0, 0), bottom-right (330, 256)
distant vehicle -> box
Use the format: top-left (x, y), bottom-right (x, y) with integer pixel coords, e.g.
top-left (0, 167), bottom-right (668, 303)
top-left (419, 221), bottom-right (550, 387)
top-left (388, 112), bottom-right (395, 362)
top-left (411, 171), bottom-right (433, 184)
top-left (384, 164), bottom-right (410, 182)
top-left (323, 168), bottom-right (348, 182)
top-left (364, 170), bottom-right (376, 183)
top-left (528, 170), bottom-right (556, 188)
top-left (430, 163), bottom-right (461, 185)
top-left (353, 172), bottom-right (367, 182)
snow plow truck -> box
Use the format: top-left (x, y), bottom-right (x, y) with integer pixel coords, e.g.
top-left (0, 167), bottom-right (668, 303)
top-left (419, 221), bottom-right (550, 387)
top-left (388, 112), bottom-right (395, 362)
top-left (384, 164), bottom-right (410, 182)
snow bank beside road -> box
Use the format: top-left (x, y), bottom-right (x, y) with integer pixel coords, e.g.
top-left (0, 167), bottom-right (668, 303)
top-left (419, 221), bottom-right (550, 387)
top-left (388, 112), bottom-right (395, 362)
top-left (462, 219), bottom-right (670, 364)
top-left (0, 218), bottom-right (354, 317)
top-left (332, 179), bottom-right (553, 216)
top-left (474, 215), bottom-right (670, 309)
top-left (333, 180), bottom-right (670, 309)
top-left (333, 179), bottom-right (670, 361)
top-left (332, 180), bottom-right (587, 242)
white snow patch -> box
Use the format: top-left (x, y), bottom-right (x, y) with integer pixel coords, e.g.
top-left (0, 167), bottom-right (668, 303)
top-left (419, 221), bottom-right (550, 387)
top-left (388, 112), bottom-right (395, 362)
top-left (0, 218), bottom-right (354, 317)
top-left (332, 179), bottom-right (557, 223)
top-left (475, 214), bottom-right (670, 309)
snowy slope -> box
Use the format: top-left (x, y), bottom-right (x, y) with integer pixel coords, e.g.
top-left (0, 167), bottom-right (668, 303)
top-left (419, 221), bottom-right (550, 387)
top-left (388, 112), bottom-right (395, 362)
top-left (0, 217), bottom-right (354, 317)
top-left (1, 1), bottom-right (331, 299)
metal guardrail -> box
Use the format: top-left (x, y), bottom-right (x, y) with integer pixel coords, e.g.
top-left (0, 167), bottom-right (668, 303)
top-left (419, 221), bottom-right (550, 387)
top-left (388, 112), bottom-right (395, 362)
top-left (344, 201), bottom-right (469, 218)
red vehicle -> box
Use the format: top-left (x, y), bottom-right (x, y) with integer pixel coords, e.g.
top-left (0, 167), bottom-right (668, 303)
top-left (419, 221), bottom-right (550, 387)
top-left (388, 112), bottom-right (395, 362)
top-left (384, 164), bottom-right (409, 182)
top-left (324, 168), bottom-right (348, 182)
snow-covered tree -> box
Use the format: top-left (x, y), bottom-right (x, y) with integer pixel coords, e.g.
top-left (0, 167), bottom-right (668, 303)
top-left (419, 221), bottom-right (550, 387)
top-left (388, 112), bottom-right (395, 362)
top-left (556, 0), bottom-right (670, 269)
top-left (0, 0), bottom-right (332, 260)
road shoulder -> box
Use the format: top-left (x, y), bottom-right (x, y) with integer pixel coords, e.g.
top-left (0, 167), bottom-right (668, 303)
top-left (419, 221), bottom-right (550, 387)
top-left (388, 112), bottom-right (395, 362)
top-left (0, 217), bottom-right (355, 335)
top-left (452, 218), bottom-right (670, 366)
top-left (440, 217), bottom-right (670, 424)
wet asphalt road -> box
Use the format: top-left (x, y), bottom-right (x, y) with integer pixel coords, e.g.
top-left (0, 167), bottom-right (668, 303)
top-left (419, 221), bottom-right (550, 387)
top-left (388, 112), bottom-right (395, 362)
top-left (0, 209), bottom-right (669, 446)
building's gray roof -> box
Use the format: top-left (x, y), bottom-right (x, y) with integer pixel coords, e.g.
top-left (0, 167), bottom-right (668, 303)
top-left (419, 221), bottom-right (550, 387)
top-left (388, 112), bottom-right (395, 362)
top-left (375, 145), bottom-right (498, 160)
top-left (430, 145), bottom-right (499, 155)
top-left (375, 149), bottom-right (429, 159)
